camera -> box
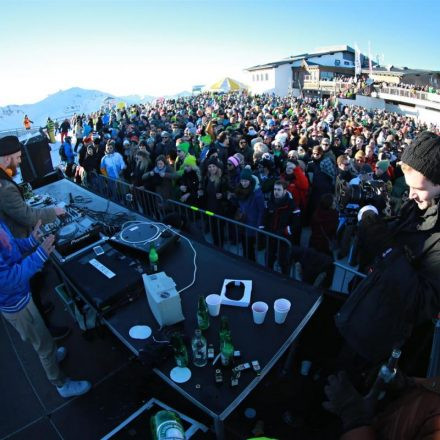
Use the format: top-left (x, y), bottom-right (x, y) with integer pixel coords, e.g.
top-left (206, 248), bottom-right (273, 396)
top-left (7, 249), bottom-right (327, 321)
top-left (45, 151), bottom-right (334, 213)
top-left (336, 177), bottom-right (389, 216)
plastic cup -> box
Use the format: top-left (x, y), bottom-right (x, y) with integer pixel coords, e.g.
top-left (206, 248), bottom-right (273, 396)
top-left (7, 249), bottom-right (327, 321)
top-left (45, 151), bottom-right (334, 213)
top-left (205, 294), bottom-right (222, 317)
top-left (252, 301), bottom-right (268, 324)
top-left (274, 298), bottom-right (291, 324)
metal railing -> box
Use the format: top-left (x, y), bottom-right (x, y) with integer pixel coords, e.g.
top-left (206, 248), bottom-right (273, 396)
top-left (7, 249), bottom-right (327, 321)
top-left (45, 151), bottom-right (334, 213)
top-left (378, 86), bottom-right (440, 104)
top-left (90, 174), bottom-right (166, 221)
top-left (164, 199), bottom-right (293, 274)
top-left (332, 261), bottom-right (366, 294)
top-left (80, 173), bottom-right (293, 275)
top-left (0, 114), bottom-right (76, 139)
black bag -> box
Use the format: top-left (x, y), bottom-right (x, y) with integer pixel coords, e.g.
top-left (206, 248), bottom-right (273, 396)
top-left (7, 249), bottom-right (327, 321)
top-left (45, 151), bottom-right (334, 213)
top-left (335, 233), bottom-right (440, 364)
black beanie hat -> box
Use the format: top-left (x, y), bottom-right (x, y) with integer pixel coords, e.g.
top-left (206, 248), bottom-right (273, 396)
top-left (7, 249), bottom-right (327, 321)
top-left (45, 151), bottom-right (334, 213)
top-left (401, 131), bottom-right (440, 184)
top-left (0, 136), bottom-right (22, 157)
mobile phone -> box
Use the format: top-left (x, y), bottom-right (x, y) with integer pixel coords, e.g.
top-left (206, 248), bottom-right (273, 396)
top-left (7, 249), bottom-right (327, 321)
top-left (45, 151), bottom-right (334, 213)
top-left (93, 245), bottom-right (105, 256)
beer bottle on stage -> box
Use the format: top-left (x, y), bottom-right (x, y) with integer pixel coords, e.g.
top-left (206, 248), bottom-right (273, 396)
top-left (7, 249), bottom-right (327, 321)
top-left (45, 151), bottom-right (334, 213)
top-left (170, 333), bottom-right (188, 368)
top-left (149, 243), bottom-right (159, 273)
top-left (196, 295), bottom-right (210, 330)
top-left (191, 329), bottom-right (207, 367)
top-left (367, 348), bottom-right (402, 401)
top-left (220, 333), bottom-right (234, 367)
top-left (219, 315), bottom-right (231, 341)
top-left (151, 409), bottom-right (185, 440)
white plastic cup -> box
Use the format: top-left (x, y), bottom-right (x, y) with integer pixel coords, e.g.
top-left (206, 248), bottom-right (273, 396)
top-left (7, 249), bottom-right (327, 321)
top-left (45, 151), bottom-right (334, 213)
top-left (205, 294), bottom-right (222, 317)
top-left (274, 298), bottom-right (291, 324)
top-left (252, 301), bottom-right (268, 325)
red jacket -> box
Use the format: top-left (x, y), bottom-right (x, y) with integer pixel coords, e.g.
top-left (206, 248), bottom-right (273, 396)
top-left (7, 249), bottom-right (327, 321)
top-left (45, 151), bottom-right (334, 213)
top-left (280, 166), bottom-right (309, 211)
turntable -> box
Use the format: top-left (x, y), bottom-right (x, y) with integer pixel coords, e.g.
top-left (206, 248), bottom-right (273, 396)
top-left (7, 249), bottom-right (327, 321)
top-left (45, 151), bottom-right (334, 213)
top-left (57, 223), bottom-right (79, 240)
top-left (110, 221), bottom-right (179, 256)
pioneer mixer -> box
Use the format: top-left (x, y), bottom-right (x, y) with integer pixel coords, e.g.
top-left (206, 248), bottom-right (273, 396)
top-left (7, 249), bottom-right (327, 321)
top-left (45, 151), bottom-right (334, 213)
top-left (42, 205), bottom-right (103, 260)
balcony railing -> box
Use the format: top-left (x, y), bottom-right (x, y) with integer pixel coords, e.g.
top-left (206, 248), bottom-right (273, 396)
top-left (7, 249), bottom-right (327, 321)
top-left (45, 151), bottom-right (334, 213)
top-left (302, 80), bottom-right (440, 105)
top-left (379, 86), bottom-right (440, 104)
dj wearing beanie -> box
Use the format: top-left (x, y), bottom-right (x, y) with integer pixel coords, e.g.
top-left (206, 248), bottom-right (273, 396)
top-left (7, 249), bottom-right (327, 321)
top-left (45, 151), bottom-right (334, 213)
top-left (0, 135), bottom-right (65, 238)
top-left (335, 131), bottom-right (440, 366)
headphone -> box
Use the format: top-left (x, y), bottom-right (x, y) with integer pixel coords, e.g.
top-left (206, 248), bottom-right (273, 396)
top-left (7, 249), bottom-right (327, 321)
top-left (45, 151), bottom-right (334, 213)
top-left (0, 163), bottom-right (13, 177)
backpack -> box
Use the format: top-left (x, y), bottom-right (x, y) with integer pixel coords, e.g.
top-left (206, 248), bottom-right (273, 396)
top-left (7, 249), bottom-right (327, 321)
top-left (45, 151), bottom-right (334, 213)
top-left (59, 143), bottom-right (67, 161)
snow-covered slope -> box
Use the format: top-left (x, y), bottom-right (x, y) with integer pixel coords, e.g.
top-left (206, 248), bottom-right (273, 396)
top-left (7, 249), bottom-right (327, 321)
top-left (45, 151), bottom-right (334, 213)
top-left (0, 87), bottom-right (155, 130)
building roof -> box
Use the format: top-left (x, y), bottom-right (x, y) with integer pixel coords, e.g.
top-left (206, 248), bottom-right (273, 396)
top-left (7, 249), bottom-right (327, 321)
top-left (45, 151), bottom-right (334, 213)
top-left (245, 45), bottom-right (355, 72)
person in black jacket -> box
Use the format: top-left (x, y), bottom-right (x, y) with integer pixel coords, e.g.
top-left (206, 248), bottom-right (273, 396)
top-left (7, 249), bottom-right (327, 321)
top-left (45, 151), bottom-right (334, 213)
top-left (336, 131), bottom-right (440, 367)
top-left (264, 180), bottom-right (300, 275)
top-left (78, 143), bottom-right (100, 187)
top-left (59, 118), bottom-right (71, 144)
top-left (177, 155), bottom-right (200, 206)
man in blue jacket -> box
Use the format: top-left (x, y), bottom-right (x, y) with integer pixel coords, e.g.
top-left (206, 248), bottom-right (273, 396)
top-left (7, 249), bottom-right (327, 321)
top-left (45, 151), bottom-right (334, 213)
top-left (0, 221), bottom-right (91, 398)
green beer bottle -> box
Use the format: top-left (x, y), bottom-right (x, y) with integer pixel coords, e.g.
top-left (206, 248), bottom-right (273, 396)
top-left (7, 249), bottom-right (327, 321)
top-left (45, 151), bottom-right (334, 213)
top-left (149, 243), bottom-right (159, 273)
top-left (151, 409), bottom-right (185, 440)
top-left (219, 315), bottom-right (231, 342)
top-left (220, 333), bottom-right (234, 367)
top-left (196, 295), bottom-right (210, 330)
top-left (170, 333), bottom-right (188, 368)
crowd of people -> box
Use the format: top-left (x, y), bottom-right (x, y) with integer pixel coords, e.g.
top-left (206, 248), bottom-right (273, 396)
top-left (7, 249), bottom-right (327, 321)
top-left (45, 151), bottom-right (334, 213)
top-left (52, 93), bottom-right (436, 275)
top-left (6, 92), bottom-right (440, 438)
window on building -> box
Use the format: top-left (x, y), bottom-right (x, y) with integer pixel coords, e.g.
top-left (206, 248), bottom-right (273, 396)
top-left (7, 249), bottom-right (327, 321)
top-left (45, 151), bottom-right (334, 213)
top-left (265, 73), bottom-right (269, 81)
top-left (320, 71), bottom-right (334, 80)
top-left (344, 61), bottom-right (350, 66)
top-left (343, 52), bottom-right (355, 62)
top-left (252, 74), bottom-right (255, 82)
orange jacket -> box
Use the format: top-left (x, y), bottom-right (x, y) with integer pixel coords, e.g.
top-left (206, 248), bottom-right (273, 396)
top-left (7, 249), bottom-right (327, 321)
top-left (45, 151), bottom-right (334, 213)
top-left (23, 117), bottom-right (32, 129)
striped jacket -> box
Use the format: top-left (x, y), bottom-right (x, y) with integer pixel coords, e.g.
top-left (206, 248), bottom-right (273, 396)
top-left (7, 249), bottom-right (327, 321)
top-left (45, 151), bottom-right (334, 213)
top-left (0, 221), bottom-right (48, 313)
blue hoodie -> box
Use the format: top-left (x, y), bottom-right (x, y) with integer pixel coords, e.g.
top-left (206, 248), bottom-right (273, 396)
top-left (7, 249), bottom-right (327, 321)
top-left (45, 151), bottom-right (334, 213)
top-left (62, 140), bottom-right (75, 163)
top-left (0, 221), bottom-right (48, 313)
top-left (237, 178), bottom-right (265, 236)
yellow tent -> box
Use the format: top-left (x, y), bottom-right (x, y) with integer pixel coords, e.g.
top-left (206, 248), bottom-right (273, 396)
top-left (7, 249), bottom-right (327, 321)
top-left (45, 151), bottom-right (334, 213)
top-left (205, 77), bottom-right (248, 93)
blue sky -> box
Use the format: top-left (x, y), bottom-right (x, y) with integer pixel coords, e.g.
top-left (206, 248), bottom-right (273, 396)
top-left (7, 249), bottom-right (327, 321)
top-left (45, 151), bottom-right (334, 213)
top-left (0, 0), bottom-right (438, 106)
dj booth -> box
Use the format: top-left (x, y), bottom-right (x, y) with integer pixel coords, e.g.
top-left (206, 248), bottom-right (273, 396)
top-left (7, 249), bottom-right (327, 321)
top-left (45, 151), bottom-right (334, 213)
top-left (34, 178), bottom-right (322, 439)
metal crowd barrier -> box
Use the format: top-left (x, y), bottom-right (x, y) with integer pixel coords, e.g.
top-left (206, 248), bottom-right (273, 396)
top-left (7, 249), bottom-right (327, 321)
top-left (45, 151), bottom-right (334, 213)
top-left (78, 174), bottom-right (293, 274)
top-left (332, 261), bottom-right (366, 294)
top-left (164, 199), bottom-right (293, 274)
top-left (88, 174), bottom-right (166, 221)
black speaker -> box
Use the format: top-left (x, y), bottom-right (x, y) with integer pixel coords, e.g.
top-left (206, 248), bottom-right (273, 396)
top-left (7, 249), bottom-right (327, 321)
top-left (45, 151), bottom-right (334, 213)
top-left (19, 133), bottom-right (54, 183)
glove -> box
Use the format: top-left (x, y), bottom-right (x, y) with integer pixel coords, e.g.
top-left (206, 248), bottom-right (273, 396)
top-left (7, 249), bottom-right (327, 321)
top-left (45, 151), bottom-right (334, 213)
top-left (323, 371), bottom-right (376, 433)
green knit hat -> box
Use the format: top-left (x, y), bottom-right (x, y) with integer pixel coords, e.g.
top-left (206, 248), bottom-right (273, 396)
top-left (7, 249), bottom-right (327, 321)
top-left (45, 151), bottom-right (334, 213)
top-left (376, 160), bottom-right (390, 173)
top-left (178, 142), bottom-right (190, 154)
top-left (183, 154), bottom-right (197, 168)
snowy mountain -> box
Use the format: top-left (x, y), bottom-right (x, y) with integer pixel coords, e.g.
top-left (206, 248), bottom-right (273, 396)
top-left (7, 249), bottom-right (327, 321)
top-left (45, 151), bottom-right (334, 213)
top-left (0, 87), bottom-right (157, 130)
top-left (119, 94), bottom-right (155, 104)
